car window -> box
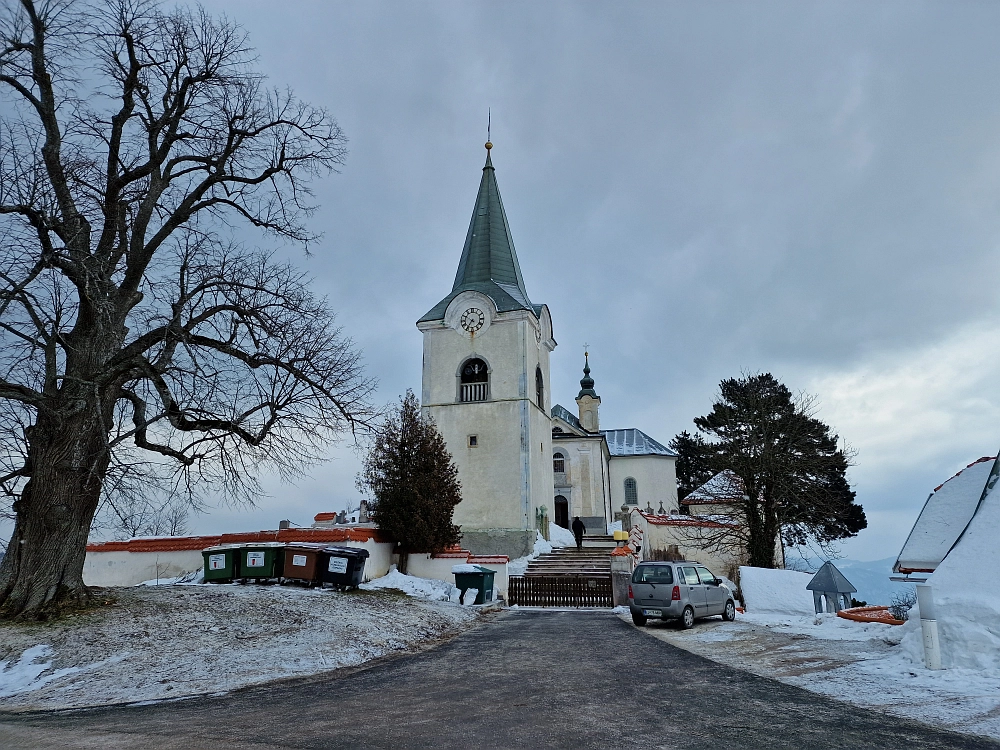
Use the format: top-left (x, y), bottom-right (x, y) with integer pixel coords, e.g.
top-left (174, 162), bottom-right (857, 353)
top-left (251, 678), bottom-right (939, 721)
top-left (632, 565), bottom-right (673, 584)
top-left (681, 566), bottom-right (699, 585)
top-left (697, 567), bottom-right (717, 584)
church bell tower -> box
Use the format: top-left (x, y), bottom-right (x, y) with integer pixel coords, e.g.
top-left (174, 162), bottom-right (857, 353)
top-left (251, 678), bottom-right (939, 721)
top-left (416, 142), bottom-right (556, 559)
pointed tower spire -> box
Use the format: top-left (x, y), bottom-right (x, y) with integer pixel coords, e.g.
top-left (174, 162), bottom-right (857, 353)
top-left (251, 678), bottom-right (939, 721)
top-left (578, 350), bottom-right (598, 399)
top-left (419, 142), bottom-right (536, 322)
top-left (576, 349), bottom-right (601, 432)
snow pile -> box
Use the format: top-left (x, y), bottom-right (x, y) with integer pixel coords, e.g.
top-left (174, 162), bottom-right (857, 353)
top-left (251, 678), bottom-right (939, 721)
top-left (900, 476), bottom-right (1000, 671)
top-left (360, 565), bottom-right (460, 602)
top-left (137, 569), bottom-right (204, 586)
top-left (548, 523), bottom-right (576, 547)
top-left (739, 566), bottom-right (814, 616)
top-left (0, 645), bottom-right (80, 698)
top-left (607, 520), bottom-right (622, 535)
top-left (508, 531), bottom-right (552, 576)
top-left (451, 564), bottom-right (482, 574)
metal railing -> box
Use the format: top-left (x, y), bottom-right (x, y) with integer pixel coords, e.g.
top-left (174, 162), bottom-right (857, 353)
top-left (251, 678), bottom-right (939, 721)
top-left (507, 575), bottom-right (613, 607)
top-left (460, 382), bottom-right (489, 402)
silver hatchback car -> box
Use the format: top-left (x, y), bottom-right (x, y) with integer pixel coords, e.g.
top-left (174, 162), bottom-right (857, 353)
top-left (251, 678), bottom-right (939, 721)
top-left (628, 560), bottom-right (737, 628)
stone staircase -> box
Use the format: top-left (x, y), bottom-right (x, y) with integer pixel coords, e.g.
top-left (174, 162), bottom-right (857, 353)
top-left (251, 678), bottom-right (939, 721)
top-left (524, 535), bottom-right (616, 577)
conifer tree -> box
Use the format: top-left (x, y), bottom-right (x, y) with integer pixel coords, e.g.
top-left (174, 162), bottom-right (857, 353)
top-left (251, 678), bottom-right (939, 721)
top-left (668, 430), bottom-right (716, 502)
top-left (683, 373), bottom-right (866, 567)
top-left (358, 391), bottom-right (462, 572)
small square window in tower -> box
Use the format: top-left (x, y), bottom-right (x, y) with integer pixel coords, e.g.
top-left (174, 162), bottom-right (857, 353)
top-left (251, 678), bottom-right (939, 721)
top-left (468, 435), bottom-right (478, 447)
top-left (460, 358), bottom-right (489, 402)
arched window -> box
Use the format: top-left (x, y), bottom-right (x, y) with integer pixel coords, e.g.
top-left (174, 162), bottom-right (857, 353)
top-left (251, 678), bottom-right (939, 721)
top-left (460, 358), bottom-right (490, 402)
top-left (553, 452), bottom-right (565, 473)
top-left (535, 366), bottom-right (544, 408)
top-left (624, 477), bottom-right (638, 504)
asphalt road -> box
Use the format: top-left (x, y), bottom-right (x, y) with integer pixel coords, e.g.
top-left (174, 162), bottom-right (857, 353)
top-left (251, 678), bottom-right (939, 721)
top-left (1, 609), bottom-right (996, 750)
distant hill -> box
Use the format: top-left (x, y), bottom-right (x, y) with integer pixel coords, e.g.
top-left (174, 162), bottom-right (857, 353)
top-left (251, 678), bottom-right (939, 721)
top-left (785, 556), bottom-right (914, 606)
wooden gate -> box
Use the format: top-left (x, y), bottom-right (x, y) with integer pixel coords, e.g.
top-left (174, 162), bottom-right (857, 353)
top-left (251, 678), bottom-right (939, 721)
top-left (507, 575), bottom-right (613, 607)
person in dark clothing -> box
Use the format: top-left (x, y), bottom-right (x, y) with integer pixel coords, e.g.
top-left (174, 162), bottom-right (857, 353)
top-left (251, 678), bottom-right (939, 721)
top-left (572, 516), bottom-right (586, 550)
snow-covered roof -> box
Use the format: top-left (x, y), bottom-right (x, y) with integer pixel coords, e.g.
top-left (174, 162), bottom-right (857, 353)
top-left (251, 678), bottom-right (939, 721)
top-left (683, 470), bottom-right (745, 504)
top-left (600, 428), bottom-right (676, 457)
top-left (551, 403), bottom-right (582, 431)
top-left (894, 456), bottom-right (996, 574)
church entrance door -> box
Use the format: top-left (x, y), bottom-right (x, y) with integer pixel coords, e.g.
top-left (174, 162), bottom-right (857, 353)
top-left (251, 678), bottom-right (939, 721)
top-left (554, 496), bottom-right (569, 529)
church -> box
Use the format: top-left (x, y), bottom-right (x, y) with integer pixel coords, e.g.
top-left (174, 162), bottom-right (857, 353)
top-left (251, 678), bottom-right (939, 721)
top-left (416, 143), bottom-right (679, 559)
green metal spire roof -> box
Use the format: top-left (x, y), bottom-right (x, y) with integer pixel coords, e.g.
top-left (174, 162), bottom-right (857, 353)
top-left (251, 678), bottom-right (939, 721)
top-left (419, 149), bottom-right (535, 322)
top-left (577, 352), bottom-right (598, 399)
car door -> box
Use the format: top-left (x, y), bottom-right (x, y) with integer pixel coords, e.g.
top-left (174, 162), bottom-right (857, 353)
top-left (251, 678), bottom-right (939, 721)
top-left (681, 566), bottom-right (707, 615)
top-left (631, 564), bottom-right (673, 614)
top-left (697, 566), bottom-right (728, 615)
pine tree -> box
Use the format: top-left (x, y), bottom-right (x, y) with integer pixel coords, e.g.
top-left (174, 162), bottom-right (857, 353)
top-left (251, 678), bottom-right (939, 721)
top-left (668, 430), bottom-right (716, 503)
top-left (358, 391), bottom-right (462, 572)
top-left (691, 373), bottom-right (866, 567)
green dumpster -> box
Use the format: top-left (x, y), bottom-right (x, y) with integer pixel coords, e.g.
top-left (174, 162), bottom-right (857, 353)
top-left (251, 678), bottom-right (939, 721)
top-left (453, 565), bottom-right (495, 605)
top-left (203, 544), bottom-right (242, 583)
top-left (239, 542), bottom-right (285, 582)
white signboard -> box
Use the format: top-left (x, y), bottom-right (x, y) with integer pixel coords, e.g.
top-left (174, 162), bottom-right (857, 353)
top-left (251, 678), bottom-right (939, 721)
top-left (327, 556), bottom-right (348, 574)
top-left (208, 554), bottom-right (226, 571)
top-left (292, 554), bottom-right (308, 567)
top-left (246, 551), bottom-right (265, 568)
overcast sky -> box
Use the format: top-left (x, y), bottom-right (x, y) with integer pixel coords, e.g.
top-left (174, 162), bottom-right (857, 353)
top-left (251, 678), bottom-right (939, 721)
top-left (154, 1), bottom-right (1000, 562)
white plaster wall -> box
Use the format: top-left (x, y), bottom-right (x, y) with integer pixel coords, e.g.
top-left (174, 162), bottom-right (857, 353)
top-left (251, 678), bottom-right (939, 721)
top-left (405, 553), bottom-right (458, 584)
top-left (84, 541), bottom-right (394, 587)
top-left (638, 520), bottom-right (742, 579)
top-left (609, 455), bottom-right (678, 513)
top-left (419, 293), bottom-right (554, 534)
top-left (83, 550), bottom-right (204, 587)
top-left (335, 540), bottom-right (394, 581)
top-left (406, 554), bottom-right (509, 597)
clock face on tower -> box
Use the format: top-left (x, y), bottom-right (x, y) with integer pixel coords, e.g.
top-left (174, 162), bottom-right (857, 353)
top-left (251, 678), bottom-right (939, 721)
top-left (460, 308), bottom-right (485, 333)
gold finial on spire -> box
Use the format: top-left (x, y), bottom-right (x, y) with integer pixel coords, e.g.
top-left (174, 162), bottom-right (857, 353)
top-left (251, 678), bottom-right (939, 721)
top-left (485, 108), bottom-right (492, 151)
top-left (485, 141), bottom-right (492, 150)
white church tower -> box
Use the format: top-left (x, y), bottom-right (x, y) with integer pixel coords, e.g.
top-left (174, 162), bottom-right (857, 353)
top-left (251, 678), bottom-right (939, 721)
top-left (416, 143), bottom-right (556, 558)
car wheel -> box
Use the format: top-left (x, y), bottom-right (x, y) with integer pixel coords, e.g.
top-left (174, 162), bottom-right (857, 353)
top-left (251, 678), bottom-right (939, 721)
top-left (681, 605), bottom-right (695, 629)
top-left (631, 613), bottom-right (647, 627)
top-left (722, 599), bottom-right (736, 621)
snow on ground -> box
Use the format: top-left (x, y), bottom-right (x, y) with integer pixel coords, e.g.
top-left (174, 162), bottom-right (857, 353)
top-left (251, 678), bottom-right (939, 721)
top-left (0, 583), bottom-right (480, 711)
top-left (739, 566), bottom-right (815, 615)
top-left (360, 566), bottom-right (460, 602)
top-left (0, 646), bottom-right (80, 699)
top-left (620, 609), bottom-right (1000, 741)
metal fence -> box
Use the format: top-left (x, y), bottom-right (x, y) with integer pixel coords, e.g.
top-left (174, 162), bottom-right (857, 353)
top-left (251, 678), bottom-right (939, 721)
top-left (507, 575), bottom-right (613, 607)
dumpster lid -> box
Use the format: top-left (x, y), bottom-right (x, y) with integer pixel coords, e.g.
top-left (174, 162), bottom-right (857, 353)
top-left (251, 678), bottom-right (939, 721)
top-left (452, 564), bottom-right (493, 574)
top-left (241, 542), bottom-right (285, 549)
top-left (322, 545), bottom-right (370, 558)
top-left (203, 543), bottom-right (246, 552)
top-left (283, 542), bottom-right (328, 551)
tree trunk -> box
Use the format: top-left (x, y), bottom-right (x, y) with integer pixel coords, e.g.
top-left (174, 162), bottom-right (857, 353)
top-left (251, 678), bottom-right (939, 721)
top-left (0, 408), bottom-right (110, 619)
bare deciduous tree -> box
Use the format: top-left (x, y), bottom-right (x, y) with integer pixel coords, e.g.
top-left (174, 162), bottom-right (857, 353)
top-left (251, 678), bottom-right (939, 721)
top-left (0, 0), bottom-right (374, 618)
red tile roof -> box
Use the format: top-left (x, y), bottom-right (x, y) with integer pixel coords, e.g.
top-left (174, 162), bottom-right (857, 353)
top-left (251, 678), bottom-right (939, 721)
top-left (86, 527), bottom-right (387, 553)
top-left (467, 555), bottom-right (509, 564)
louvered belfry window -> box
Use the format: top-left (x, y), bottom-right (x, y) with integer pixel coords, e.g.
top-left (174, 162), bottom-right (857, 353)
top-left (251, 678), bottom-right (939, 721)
top-left (460, 358), bottom-right (489, 402)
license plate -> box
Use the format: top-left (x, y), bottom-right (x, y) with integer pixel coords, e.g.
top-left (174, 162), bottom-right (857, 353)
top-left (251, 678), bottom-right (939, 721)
top-left (642, 609), bottom-right (662, 617)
